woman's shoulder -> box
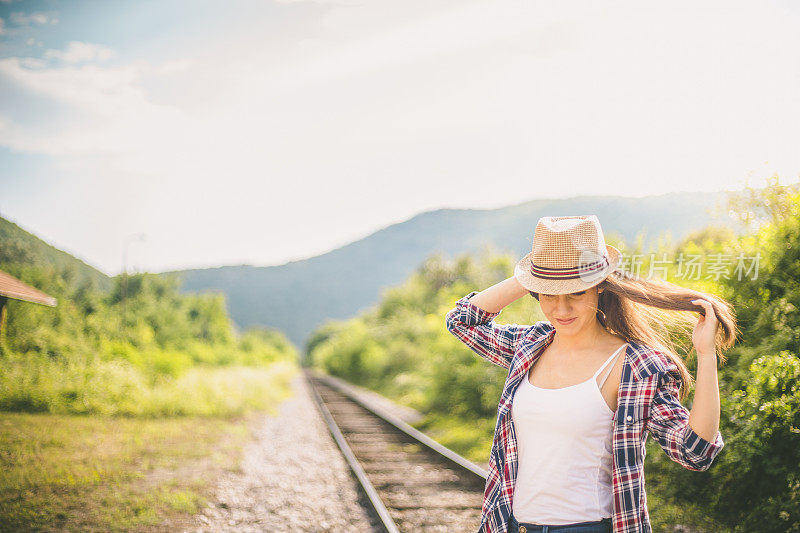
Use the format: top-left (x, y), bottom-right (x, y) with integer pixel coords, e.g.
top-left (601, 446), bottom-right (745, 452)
top-left (624, 339), bottom-right (680, 382)
top-left (513, 320), bottom-right (555, 346)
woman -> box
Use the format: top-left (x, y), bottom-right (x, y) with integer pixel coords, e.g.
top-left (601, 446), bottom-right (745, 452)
top-left (445, 215), bottom-right (736, 533)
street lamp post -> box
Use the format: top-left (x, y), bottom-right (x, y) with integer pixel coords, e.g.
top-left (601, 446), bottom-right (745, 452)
top-left (121, 233), bottom-right (146, 331)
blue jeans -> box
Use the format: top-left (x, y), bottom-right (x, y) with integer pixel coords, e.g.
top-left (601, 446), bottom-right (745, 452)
top-left (508, 514), bottom-right (612, 533)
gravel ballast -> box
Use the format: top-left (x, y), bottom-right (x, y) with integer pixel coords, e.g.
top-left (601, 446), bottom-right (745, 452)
top-left (191, 372), bottom-right (382, 532)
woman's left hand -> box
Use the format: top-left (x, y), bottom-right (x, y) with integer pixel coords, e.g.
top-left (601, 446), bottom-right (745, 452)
top-left (691, 299), bottom-right (719, 358)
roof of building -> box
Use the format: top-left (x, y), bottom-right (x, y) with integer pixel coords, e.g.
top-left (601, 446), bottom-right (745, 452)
top-left (0, 269), bottom-right (57, 306)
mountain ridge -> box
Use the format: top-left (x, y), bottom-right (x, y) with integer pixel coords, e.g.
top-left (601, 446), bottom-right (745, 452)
top-left (162, 190), bottom-right (742, 348)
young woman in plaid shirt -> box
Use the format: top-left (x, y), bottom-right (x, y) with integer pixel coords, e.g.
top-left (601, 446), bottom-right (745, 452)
top-left (445, 216), bottom-right (736, 533)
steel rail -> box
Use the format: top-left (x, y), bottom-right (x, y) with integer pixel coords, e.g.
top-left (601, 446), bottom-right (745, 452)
top-left (307, 369), bottom-right (487, 481)
top-left (306, 371), bottom-right (400, 533)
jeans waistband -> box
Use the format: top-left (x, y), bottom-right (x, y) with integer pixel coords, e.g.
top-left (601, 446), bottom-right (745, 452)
top-left (509, 514), bottom-right (612, 532)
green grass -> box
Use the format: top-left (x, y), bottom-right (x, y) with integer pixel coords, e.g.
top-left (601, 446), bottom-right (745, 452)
top-left (0, 357), bottom-right (299, 417)
top-left (0, 365), bottom-right (297, 532)
top-left (414, 413), bottom-right (495, 465)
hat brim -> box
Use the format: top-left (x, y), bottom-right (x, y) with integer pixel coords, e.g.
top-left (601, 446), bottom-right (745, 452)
top-left (514, 244), bottom-right (622, 295)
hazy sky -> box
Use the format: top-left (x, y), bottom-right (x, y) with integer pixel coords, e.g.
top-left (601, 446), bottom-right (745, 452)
top-left (1, 0), bottom-right (799, 276)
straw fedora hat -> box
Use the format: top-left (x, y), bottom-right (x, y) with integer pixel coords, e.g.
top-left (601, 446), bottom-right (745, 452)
top-left (514, 215), bottom-right (622, 295)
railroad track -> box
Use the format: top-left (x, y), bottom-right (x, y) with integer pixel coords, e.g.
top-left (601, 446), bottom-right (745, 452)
top-left (305, 369), bottom-right (487, 532)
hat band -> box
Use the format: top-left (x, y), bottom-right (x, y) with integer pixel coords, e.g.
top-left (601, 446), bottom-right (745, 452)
top-left (529, 255), bottom-right (609, 280)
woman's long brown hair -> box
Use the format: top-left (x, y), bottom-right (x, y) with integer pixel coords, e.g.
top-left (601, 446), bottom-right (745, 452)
top-left (531, 268), bottom-right (739, 401)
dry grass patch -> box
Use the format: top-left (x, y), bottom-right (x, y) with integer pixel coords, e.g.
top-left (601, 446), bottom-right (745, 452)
top-left (0, 410), bottom-right (266, 532)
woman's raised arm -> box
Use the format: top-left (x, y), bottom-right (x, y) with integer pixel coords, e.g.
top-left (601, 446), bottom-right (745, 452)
top-left (445, 276), bottom-right (532, 369)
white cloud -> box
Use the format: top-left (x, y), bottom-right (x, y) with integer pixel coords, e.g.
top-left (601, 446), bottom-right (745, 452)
top-left (9, 11), bottom-right (58, 26)
top-left (9, 11), bottom-right (55, 26)
top-left (0, 17), bottom-right (4, 34)
top-left (0, 54), bottom-right (197, 157)
top-left (274, 0), bottom-right (357, 4)
top-left (3, 1), bottom-right (799, 172)
top-left (152, 59), bottom-right (194, 74)
top-left (44, 41), bottom-right (115, 63)
top-left (263, 2), bottom-right (586, 91)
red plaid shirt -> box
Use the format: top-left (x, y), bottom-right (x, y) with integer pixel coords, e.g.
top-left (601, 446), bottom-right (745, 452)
top-left (445, 291), bottom-right (725, 533)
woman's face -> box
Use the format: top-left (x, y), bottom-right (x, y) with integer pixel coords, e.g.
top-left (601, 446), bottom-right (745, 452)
top-left (538, 286), bottom-right (603, 332)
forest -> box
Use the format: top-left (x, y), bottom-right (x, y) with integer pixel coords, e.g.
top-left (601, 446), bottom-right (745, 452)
top-left (0, 269), bottom-right (297, 417)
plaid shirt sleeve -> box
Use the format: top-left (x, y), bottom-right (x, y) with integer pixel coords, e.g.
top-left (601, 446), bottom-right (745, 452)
top-left (444, 290), bottom-right (532, 369)
top-left (646, 369), bottom-right (725, 471)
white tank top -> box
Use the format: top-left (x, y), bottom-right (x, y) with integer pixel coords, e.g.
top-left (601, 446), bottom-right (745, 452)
top-left (511, 342), bottom-right (627, 524)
